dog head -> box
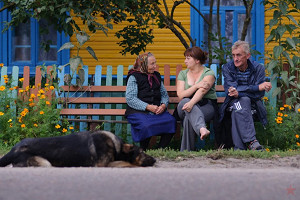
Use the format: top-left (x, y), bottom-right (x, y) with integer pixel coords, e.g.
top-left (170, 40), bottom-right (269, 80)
top-left (120, 144), bottom-right (156, 167)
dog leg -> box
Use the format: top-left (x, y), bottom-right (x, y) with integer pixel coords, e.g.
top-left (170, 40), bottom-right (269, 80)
top-left (107, 161), bottom-right (139, 168)
top-left (27, 156), bottom-right (52, 167)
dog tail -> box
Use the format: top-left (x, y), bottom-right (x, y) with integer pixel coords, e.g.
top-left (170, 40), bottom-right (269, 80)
top-left (0, 151), bottom-right (14, 167)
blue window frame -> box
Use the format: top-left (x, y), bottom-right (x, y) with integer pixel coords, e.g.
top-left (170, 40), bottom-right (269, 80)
top-left (0, 3), bottom-right (69, 74)
top-left (190, 0), bottom-right (264, 62)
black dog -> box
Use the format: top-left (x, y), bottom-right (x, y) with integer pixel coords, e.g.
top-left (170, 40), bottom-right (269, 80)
top-left (0, 130), bottom-right (156, 167)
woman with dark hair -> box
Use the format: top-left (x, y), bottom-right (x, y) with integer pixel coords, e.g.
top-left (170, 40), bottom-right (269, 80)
top-left (176, 46), bottom-right (217, 151)
top-left (125, 52), bottom-right (176, 150)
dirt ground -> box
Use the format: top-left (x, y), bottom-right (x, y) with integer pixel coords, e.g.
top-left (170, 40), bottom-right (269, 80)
top-left (154, 154), bottom-right (300, 169)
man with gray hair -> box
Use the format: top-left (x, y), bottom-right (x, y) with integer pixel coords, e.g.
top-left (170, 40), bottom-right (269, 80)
top-left (218, 40), bottom-right (272, 150)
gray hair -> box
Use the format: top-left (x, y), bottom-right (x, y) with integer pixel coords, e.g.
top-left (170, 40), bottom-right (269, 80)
top-left (232, 40), bottom-right (250, 54)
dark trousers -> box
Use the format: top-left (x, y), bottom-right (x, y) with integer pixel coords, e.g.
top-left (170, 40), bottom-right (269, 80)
top-left (140, 134), bottom-right (174, 151)
top-left (229, 97), bottom-right (257, 150)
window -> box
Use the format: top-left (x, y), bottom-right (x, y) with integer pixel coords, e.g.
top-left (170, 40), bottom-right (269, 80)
top-left (190, 0), bottom-right (264, 62)
top-left (0, 3), bottom-right (69, 74)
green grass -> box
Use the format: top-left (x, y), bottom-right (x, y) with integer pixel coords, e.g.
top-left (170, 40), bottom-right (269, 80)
top-left (146, 148), bottom-right (300, 160)
top-left (1, 142), bottom-right (299, 161)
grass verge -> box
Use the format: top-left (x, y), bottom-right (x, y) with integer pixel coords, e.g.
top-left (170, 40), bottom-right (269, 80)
top-left (146, 148), bottom-right (300, 160)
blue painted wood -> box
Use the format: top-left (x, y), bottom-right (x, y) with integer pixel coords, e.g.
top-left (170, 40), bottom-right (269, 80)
top-left (92, 65), bottom-right (103, 122)
top-left (126, 65), bottom-right (133, 143)
top-left (57, 65), bottom-right (66, 110)
top-left (79, 65), bottom-right (89, 131)
top-left (115, 65), bottom-right (124, 138)
top-left (0, 66), bottom-right (7, 85)
top-left (10, 66), bottom-right (19, 116)
top-left (104, 66), bottom-right (112, 131)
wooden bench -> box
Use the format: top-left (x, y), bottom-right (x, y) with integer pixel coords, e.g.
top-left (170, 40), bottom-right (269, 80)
top-left (58, 83), bottom-right (225, 147)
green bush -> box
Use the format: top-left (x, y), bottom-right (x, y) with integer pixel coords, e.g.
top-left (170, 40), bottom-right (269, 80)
top-left (257, 100), bottom-right (300, 150)
top-left (0, 74), bottom-right (73, 146)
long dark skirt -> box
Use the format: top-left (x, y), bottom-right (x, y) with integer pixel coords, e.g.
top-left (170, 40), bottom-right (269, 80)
top-left (126, 111), bottom-right (176, 142)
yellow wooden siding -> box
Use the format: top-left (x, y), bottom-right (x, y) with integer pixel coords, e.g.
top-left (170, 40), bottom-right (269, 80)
top-left (70, 1), bottom-right (190, 75)
top-left (264, 3), bottom-right (300, 57)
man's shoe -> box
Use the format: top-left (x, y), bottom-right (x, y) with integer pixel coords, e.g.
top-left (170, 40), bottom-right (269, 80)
top-left (248, 140), bottom-right (264, 151)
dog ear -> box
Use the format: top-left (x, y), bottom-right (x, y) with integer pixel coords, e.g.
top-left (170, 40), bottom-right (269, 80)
top-left (122, 144), bottom-right (134, 153)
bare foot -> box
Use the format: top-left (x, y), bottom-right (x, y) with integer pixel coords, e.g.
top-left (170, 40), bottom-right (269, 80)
top-left (200, 127), bottom-right (210, 140)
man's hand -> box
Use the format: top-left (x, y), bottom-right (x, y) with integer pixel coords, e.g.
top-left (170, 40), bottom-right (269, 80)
top-left (259, 82), bottom-right (272, 92)
top-left (228, 86), bottom-right (238, 98)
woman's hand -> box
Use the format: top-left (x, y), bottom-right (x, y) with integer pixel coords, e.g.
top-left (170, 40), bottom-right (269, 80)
top-left (146, 104), bottom-right (159, 113)
top-left (182, 101), bottom-right (195, 113)
top-left (155, 104), bottom-right (166, 115)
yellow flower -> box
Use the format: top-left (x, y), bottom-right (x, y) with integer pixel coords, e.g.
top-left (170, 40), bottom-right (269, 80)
top-left (0, 112), bottom-right (4, 116)
top-left (279, 107), bottom-right (284, 111)
top-left (297, 142), bottom-right (300, 147)
top-left (9, 88), bottom-right (14, 90)
top-left (262, 96), bottom-right (268, 101)
top-left (19, 90), bottom-right (24, 93)
top-left (62, 128), bottom-right (67, 133)
top-left (21, 124), bottom-right (26, 128)
top-left (8, 119), bottom-right (12, 123)
top-left (32, 85), bottom-right (36, 89)
top-left (69, 126), bottom-right (74, 130)
top-left (55, 124), bottom-right (61, 129)
top-left (0, 86), bottom-right (6, 91)
top-left (3, 75), bottom-right (7, 78)
top-left (40, 111), bottom-right (44, 115)
top-left (34, 124), bottom-right (38, 127)
top-left (45, 83), bottom-right (49, 87)
top-left (25, 86), bottom-right (30, 91)
top-left (298, 108), bottom-right (300, 113)
top-left (29, 103), bottom-right (35, 107)
top-left (265, 148), bottom-right (270, 152)
top-left (296, 134), bottom-right (299, 139)
top-left (9, 123), bottom-right (13, 128)
top-left (30, 94), bottom-right (36, 99)
top-left (39, 89), bottom-right (44, 94)
top-left (277, 112), bottom-right (283, 117)
top-left (50, 86), bottom-right (54, 90)
top-left (40, 94), bottom-right (46, 99)
top-left (46, 101), bottom-right (50, 105)
top-left (19, 78), bottom-right (24, 82)
top-left (0, 63), bottom-right (4, 67)
top-left (284, 114), bottom-right (288, 117)
top-left (276, 117), bottom-right (282, 124)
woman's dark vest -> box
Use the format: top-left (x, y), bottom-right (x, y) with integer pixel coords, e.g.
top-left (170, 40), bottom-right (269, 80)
top-left (125, 71), bottom-right (162, 117)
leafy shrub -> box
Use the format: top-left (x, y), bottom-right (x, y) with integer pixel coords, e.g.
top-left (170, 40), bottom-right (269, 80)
top-left (258, 101), bottom-right (300, 150)
top-left (0, 73), bottom-right (74, 146)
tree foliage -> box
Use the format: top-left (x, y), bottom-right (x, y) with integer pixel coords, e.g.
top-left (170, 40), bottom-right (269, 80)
top-left (0, 0), bottom-right (160, 55)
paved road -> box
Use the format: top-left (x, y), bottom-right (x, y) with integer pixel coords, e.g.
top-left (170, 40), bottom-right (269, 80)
top-left (0, 167), bottom-right (299, 200)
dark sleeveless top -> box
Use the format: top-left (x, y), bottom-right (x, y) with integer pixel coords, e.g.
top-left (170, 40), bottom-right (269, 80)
top-left (125, 71), bottom-right (162, 117)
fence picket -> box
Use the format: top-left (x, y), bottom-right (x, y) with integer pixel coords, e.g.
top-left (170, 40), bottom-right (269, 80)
top-left (92, 65), bottom-right (103, 122)
top-left (104, 66), bottom-right (112, 131)
top-left (79, 65), bottom-right (89, 131)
